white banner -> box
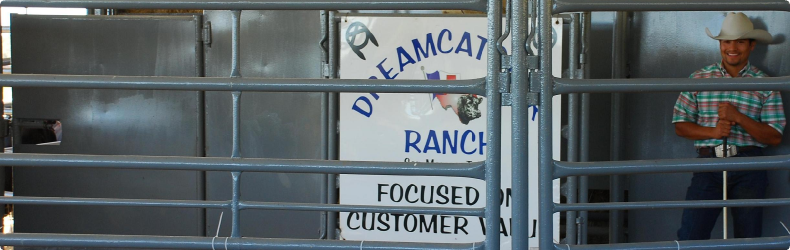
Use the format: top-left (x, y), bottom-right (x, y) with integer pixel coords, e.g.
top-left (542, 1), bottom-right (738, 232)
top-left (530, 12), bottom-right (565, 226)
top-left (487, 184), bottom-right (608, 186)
top-left (338, 16), bottom-right (562, 249)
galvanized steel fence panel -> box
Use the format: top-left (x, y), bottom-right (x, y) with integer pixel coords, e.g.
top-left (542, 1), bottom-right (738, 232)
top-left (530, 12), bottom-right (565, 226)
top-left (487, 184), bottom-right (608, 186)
top-left (3, 0), bottom-right (790, 249)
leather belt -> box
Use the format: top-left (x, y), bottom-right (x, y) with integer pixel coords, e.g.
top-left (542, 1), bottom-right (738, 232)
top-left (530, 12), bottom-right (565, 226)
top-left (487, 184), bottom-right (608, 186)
top-left (697, 145), bottom-right (760, 158)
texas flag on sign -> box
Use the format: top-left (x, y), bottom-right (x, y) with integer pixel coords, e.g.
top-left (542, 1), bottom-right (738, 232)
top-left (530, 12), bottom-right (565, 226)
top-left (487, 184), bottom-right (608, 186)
top-left (425, 70), bottom-right (459, 80)
top-left (426, 70), bottom-right (461, 109)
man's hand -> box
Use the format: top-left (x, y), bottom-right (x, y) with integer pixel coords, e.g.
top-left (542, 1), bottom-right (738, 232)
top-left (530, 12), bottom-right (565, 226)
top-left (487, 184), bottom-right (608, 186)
top-left (718, 102), bottom-right (743, 124)
top-left (711, 119), bottom-right (733, 139)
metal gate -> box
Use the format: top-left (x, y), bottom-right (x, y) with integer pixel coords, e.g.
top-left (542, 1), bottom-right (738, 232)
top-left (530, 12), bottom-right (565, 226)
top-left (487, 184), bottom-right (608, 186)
top-left (0, 0), bottom-right (790, 249)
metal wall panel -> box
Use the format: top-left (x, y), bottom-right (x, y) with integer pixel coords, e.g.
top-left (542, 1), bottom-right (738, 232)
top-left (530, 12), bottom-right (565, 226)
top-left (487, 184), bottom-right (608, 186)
top-left (11, 14), bottom-right (204, 236)
top-left (625, 11), bottom-right (790, 242)
top-left (203, 10), bottom-right (324, 238)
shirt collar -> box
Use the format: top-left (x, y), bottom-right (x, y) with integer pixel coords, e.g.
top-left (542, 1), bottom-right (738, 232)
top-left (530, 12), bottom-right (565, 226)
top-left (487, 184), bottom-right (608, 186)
top-left (717, 61), bottom-right (752, 77)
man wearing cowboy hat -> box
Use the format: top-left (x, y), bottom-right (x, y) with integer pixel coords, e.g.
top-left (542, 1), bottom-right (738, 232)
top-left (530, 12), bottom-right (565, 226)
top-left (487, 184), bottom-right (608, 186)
top-left (672, 12), bottom-right (786, 240)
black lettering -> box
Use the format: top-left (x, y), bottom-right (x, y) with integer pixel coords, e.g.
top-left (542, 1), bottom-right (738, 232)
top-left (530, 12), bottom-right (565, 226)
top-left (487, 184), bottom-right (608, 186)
top-left (500, 217), bottom-right (509, 236)
top-left (437, 185), bottom-right (449, 204)
top-left (390, 184), bottom-right (404, 202)
top-left (478, 217), bottom-right (486, 235)
top-left (440, 215), bottom-right (452, 234)
top-left (377, 213), bottom-right (390, 231)
top-left (466, 186), bottom-right (479, 205)
top-left (419, 214), bottom-right (437, 233)
top-left (405, 184), bottom-right (419, 203)
top-left (392, 214), bottom-right (403, 231)
top-left (405, 214), bottom-right (418, 232)
top-left (361, 212), bottom-right (375, 231)
top-left (348, 212), bottom-right (360, 230)
top-left (455, 216), bottom-right (469, 235)
top-left (420, 185), bottom-right (435, 204)
top-left (500, 188), bottom-right (512, 207)
top-left (451, 186), bottom-right (463, 205)
top-left (378, 184), bottom-right (389, 202)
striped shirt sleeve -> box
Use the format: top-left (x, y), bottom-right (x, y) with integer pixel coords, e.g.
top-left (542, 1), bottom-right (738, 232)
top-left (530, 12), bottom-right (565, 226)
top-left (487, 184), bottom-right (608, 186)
top-left (672, 91), bottom-right (698, 123)
top-left (761, 91), bottom-right (786, 134)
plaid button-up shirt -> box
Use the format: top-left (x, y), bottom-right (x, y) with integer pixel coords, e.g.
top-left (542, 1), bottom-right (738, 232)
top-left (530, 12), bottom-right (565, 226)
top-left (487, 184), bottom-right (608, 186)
top-left (672, 62), bottom-right (786, 147)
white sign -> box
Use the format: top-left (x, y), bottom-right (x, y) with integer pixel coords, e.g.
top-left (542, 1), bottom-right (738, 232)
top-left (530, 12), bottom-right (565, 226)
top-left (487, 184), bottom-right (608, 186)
top-left (338, 16), bottom-right (562, 249)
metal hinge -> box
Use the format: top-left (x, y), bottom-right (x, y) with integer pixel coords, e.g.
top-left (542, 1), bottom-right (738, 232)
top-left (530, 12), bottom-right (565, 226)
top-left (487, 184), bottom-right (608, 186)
top-left (529, 71), bottom-right (542, 93)
top-left (501, 93), bottom-right (512, 106)
top-left (322, 63), bottom-right (331, 78)
top-left (526, 55), bottom-right (540, 70)
top-left (526, 92), bottom-right (539, 106)
top-left (202, 21), bottom-right (212, 47)
top-left (499, 55), bottom-right (512, 94)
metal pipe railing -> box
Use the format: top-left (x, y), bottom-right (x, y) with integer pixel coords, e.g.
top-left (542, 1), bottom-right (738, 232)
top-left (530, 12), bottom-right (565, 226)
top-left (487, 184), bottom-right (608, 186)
top-left (554, 76), bottom-right (790, 94)
top-left (0, 74), bottom-right (487, 96)
top-left (0, 196), bottom-right (484, 216)
top-left (0, 233), bottom-right (486, 250)
top-left (326, 10), bottom-right (340, 241)
top-left (228, 10), bottom-right (244, 238)
top-left (0, 153), bottom-right (486, 178)
top-left (577, 11), bottom-right (591, 245)
top-left (554, 155), bottom-right (790, 178)
top-left (608, 10), bottom-right (629, 244)
top-left (553, 236), bottom-right (790, 250)
top-left (510, 0), bottom-right (530, 246)
top-left (564, 12), bottom-right (580, 245)
top-left (537, 0), bottom-right (554, 248)
top-left (0, 0), bottom-right (488, 11)
top-left (544, 1), bottom-right (790, 250)
top-left (484, 0), bottom-right (503, 248)
top-left (552, 0), bottom-right (790, 13)
top-left (555, 198), bottom-right (790, 212)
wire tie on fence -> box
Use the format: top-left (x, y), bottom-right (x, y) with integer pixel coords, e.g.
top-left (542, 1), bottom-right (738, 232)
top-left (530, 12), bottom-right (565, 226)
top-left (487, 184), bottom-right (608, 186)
top-left (224, 237), bottom-right (229, 250)
top-left (471, 242), bottom-right (474, 249)
top-left (675, 240), bottom-right (681, 250)
top-left (566, 244), bottom-right (571, 250)
top-left (360, 240), bottom-right (364, 250)
top-left (781, 221), bottom-right (790, 235)
top-left (212, 212), bottom-right (225, 250)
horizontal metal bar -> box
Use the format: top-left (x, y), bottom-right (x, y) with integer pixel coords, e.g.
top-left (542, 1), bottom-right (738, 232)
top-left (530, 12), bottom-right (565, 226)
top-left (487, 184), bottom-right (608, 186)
top-left (0, 74), bottom-right (487, 96)
top-left (0, 196), bottom-right (228, 208)
top-left (0, 233), bottom-right (485, 250)
top-left (1, 0), bottom-right (488, 11)
top-left (0, 196), bottom-right (484, 217)
top-left (553, 155), bottom-right (789, 178)
top-left (553, 236), bottom-right (790, 250)
top-left (241, 201), bottom-right (485, 217)
top-left (552, 0), bottom-right (790, 13)
top-left (0, 153), bottom-right (486, 179)
top-left (554, 198), bottom-right (790, 212)
top-left (553, 76), bottom-right (790, 95)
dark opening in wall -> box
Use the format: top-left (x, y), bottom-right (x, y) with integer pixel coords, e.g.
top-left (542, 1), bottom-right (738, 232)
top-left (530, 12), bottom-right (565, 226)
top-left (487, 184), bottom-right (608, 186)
top-left (17, 119), bottom-right (61, 145)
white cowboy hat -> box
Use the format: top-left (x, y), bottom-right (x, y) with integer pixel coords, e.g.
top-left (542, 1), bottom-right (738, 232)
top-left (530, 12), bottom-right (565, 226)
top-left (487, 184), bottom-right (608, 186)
top-left (706, 12), bottom-right (773, 44)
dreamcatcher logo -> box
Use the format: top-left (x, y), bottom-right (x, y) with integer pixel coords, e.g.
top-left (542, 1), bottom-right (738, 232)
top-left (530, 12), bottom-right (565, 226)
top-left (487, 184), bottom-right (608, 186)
top-left (345, 22), bottom-right (379, 60)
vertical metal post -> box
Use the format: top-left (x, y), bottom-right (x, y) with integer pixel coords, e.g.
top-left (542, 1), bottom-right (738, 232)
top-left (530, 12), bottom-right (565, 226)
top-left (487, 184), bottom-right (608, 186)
top-left (485, 0), bottom-right (502, 248)
top-left (510, 0), bottom-right (529, 248)
top-left (196, 15), bottom-right (208, 237)
top-left (326, 10), bottom-right (340, 240)
top-left (609, 10), bottom-right (628, 244)
top-left (318, 10), bottom-right (329, 240)
top-left (537, 0), bottom-right (554, 249)
top-left (230, 9), bottom-right (243, 239)
top-left (578, 11), bottom-right (591, 245)
top-left (565, 12), bottom-right (580, 246)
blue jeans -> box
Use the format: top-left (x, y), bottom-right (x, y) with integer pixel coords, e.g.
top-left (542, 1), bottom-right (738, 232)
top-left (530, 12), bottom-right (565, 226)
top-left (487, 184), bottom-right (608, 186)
top-left (677, 148), bottom-right (767, 240)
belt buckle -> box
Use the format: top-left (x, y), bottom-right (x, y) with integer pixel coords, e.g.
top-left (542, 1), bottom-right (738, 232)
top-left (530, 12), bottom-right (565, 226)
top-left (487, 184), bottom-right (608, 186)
top-left (714, 144), bottom-right (737, 158)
